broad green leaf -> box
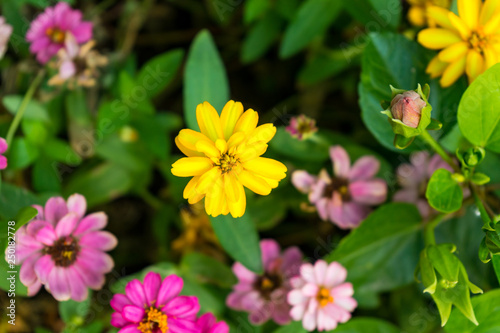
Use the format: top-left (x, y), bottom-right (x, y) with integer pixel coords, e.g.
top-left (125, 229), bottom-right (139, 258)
top-left (96, 101), bottom-right (131, 137)
top-left (22, 119), bottom-right (48, 147)
top-left (269, 128), bottom-right (330, 162)
top-left (32, 156), bottom-right (62, 193)
top-left (118, 71), bottom-right (155, 115)
top-left (181, 276), bottom-right (224, 315)
top-left (492, 256), bottom-right (500, 285)
top-left (180, 252), bottom-right (237, 288)
top-left (426, 169), bottom-right (463, 213)
top-left (427, 245), bottom-right (460, 285)
top-left (271, 321), bottom-right (306, 333)
top-left (210, 213), bottom-right (263, 274)
top-left (342, 0), bottom-right (401, 29)
top-left (133, 114), bottom-right (170, 161)
top-left (184, 30), bottom-right (229, 131)
top-left (43, 139), bottom-right (82, 166)
top-left (3, 95), bottom-right (50, 122)
top-left (334, 318), bottom-right (400, 333)
top-left (2, 1), bottom-right (29, 55)
top-left (59, 291), bottom-right (92, 324)
top-left (327, 203), bottom-right (423, 298)
top-left (279, 0), bottom-right (342, 58)
top-left (7, 137), bottom-right (39, 170)
top-left (0, 183), bottom-right (41, 220)
top-left (242, 12), bottom-right (284, 64)
top-left (458, 63), bottom-right (500, 153)
top-left (244, 0), bottom-right (271, 24)
top-left (247, 194), bottom-right (287, 231)
top-left (136, 49), bottom-right (184, 98)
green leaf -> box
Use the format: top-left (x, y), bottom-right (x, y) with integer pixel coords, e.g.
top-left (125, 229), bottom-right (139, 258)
top-left (136, 49), bottom-right (184, 98)
top-left (427, 244), bottom-right (460, 286)
top-left (210, 213), bottom-right (263, 274)
top-left (326, 203), bottom-right (422, 299)
top-left (7, 137), bottom-right (39, 170)
top-left (180, 252), bottom-right (237, 288)
top-left (132, 114), bottom-right (170, 161)
top-left (244, 0), bottom-right (271, 24)
top-left (458, 63), bottom-right (500, 153)
top-left (426, 169), bottom-right (463, 213)
top-left (334, 318), bottom-right (400, 333)
top-left (242, 12), bottom-right (284, 64)
top-left (118, 71), bottom-right (156, 115)
top-left (271, 320), bottom-right (307, 333)
top-left (492, 256), bottom-right (500, 285)
top-left (0, 183), bottom-right (41, 220)
top-left (59, 291), bottom-right (92, 325)
top-left (22, 119), bottom-right (48, 147)
top-left (32, 156), bottom-right (62, 193)
top-left (470, 172), bottom-right (490, 185)
top-left (3, 95), bottom-right (50, 122)
top-left (341, 0), bottom-right (401, 29)
top-left (184, 30), bottom-right (230, 131)
top-left (279, 0), bottom-right (342, 58)
top-left (43, 139), bottom-right (82, 166)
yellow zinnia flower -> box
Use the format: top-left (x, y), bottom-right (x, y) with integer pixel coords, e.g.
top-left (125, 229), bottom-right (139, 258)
top-left (418, 0), bottom-right (500, 87)
top-left (172, 100), bottom-right (287, 218)
top-left (407, 0), bottom-right (451, 27)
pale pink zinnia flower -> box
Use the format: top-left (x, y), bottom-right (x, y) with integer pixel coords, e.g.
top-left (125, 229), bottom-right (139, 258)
top-left (0, 137), bottom-right (8, 169)
top-left (226, 239), bottom-right (303, 325)
top-left (26, 2), bottom-right (92, 64)
top-left (8, 194), bottom-right (116, 301)
top-left (393, 151), bottom-right (454, 218)
top-left (196, 313), bottom-right (229, 333)
top-left (288, 260), bottom-right (357, 332)
top-left (286, 114), bottom-right (318, 140)
top-left (0, 17), bottom-right (13, 59)
top-left (110, 272), bottom-right (200, 333)
top-left (292, 145), bottom-right (387, 229)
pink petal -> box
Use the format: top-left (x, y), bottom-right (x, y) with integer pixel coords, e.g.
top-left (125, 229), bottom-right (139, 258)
top-left (330, 146), bottom-right (350, 178)
top-left (125, 279), bottom-right (148, 307)
top-left (324, 303), bottom-right (352, 323)
top-left (317, 306), bottom-right (338, 331)
top-left (66, 194), bottom-right (87, 219)
top-left (272, 302), bottom-right (292, 325)
top-left (35, 226), bottom-right (57, 246)
top-left (55, 213), bottom-right (79, 237)
top-left (288, 289), bottom-right (307, 306)
top-left (66, 266), bottom-right (88, 301)
top-left (44, 197), bottom-right (69, 225)
top-left (292, 171), bottom-right (317, 193)
top-left (34, 254), bottom-right (54, 284)
top-left (290, 303), bottom-right (306, 321)
top-left (324, 262), bottom-right (347, 288)
top-left (282, 247), bottom-right (303, 278)
top-left (302, 310), bottom-right (317, 331)
top-left (0, 155), bottom-right (7, 170)
top-left (196, 313), bottom-right (216, 331)
top-left (48, 266), bottom-right (71, 301)
top-left (428, 153), bottom-right (453, 174)
top-left (392, 188), bottom-right (419, 204)
top-left (27, 280), bottom-right (42, 296)
top-left (328, 194), bottom-right (370, 229)
top-left (143, 272), bottom-right (162, 306)
top-left (29, 37), bottom-right (50, 53)
top-left (27, 219), bottom-right (49, 237)
top-left (315, 197), bottom-right (329, 221)
top-left (77, 248), bottom-right (114, 273)
top-left (73, 259), bottom-right (105, 290)
top-left (111, 312), bottom-right (128, 328)
top-left (232, 263), bottom-right (257, 283)
top-left (162, 296), bottom-right (200, 318)
top-left (168, 318), bottom-right (201, 333)
top-left (71, 22), bottom-right (93, 43)
top-left (0, 137), bottom-right (7, 154)
top-left (302, 283), bottom-right (319, 297)
top-left (111, 294), bottom-right (132, 312)
top-left (74, 212), bottom-right (107, 235)
top-left (211, 321), bottom-right (230, 333)
top-left (349, 179), bottom-right (387, 205)
top-left (309, 178), bottom-right (328, 204)
top-left (249, 303), bottom-right (272, 324)
top-left (118, 325), bottom-right (142, 333)
top-left (261, 239), bottom-right (281, 268)
top-left (300, 263), bottom-right (316, 284)
top-left (348, 156), bottom-right (380, 181)
top-left (20, 254), bottom-right (41, 286)
top-left (59, 60), bottom-right (76, 80)
top-left (79, 231), bottom-right (117, 251)
top-left (157, 275), bottom-right (184, 308)
top-left (122, 305), bottom-right (145, 323)
top-left (314, 260), bottom-right (328, 286)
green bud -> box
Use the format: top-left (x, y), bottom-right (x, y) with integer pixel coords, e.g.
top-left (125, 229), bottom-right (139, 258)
top-left (439, 278), bottom-right (458, 289)
top-left (463, 147), bottom-right (486, 167)
top-left (471, 172), bottom-right (490, 185)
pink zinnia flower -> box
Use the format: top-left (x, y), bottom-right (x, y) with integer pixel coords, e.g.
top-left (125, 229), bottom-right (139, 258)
top-left (292, 145), bottom-right (387, 229)
top-left (0, 137), bottom-right (8, 169)
top-left (0, 17), bottom-right (13, 59)
top-left (393, 151), bottom-right (454, 218)
top-left (288, 260), bottom-right (357, 332)
top-left (286, 115), bottom-right (318, 140)
top-left (226, 239), bottom-right (303, 325)
top-left (110, 272), bottom-right (200, 333)
top-left (26, 2), bottom-right (92, 64)
top-left (196, 313), bottom-right (229, 333)
top-left (8, 194), bottom-right (116, 301)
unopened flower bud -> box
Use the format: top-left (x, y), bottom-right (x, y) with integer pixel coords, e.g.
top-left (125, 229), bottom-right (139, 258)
top-left (390, 91), bottom-right (426, 128)
top-left (286, 114), bottom-right (318, 140)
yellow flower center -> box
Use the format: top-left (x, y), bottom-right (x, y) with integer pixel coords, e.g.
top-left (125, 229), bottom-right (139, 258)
top-left (45, 237), bottom-right (79, 267)
top-left (137, 307), bottom-right (168, 333)
top-left (217, 153), bottom-right (239, 174)
top-left (469, 30), bottom-right (489, 54)
top-left (46, 27), bottom-right (66, 44)
top-left (316, 287), bottom-right (334, 308)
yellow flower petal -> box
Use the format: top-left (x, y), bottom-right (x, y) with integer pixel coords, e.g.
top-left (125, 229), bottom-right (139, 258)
top-left (458, 0), bottom-right (481, 29)
top-left (220, 100), bottom-right (244, 140)
top-left (260, 175), bottom-right (279, 189)
top-left (440, 56), bottom-right (466, 87)
top-left (466, 49), bottom-right (485, 82)
top-left (196, 140), bottom-right (220, 159)
top-left (188, 193), bottom-right (204, 204)
top-left (196, 101), bottom-right (225, 142)
top-left (228, 184), bottom-right (246, 218)
top-left (196, 167), bottom-right (222, 193)
top-left (237, 142), bottom-right (268, 162)
top-left (184, 176), bottom-right (201, 199)
top-left (247, 124), bottom-right (277, 144)
top-left (234, 109), bottom-right (259, 134)
top-left (447, 12), bottom-right (471, 40)
top-left (480, 0), bottom-right (500, 26)
top-left (172, 157), bottom-right (214, 177)
top-left (215, 139), bottom-right (228, 154)
top-left (408, 6), bottom-right (426, 27)
top-left (243, 157), bottom-right (287, 180)
top-left (238, 170), bottom-right (272, 195)
top-left (175, 136), bottom-right (204, 157)
top-left (438, 41), bottom-right (469, 62)
top-left (484, 12), bottom-right (500, 35)
top-left (484, 45), bottom-right (499, 69)
top-left (178, 129), bottom-right (212, 154)
top-left (224, 172), bottom-right (240, 202)
top-left (221, 198), bottom-right (230, 216)
top-left (227, 132), bottom-right (246, 150)
top-left (427, 6), bottom-right (456, 30)
top-left (418, 28), bottom-right (462, 50)
top-left (426, 55), bottom-right (449, 78)
top-left (205, 176), bottom-right (224, 217)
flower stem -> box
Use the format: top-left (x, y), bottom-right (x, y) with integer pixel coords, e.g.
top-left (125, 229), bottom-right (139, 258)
top-left (5, 70), bottom-right (45, 147)
top-left (420, 130), bottom-right (460, 173)
top-left (424, 213), bottom-right (446, 246)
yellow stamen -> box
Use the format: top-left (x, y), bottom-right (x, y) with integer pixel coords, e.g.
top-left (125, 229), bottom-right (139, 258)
top-left (46, 27), bottom-right (65, 43)
top-left (218, 153), bottom-right (239, 174)
top-left (316, 287), bottom-right (334, 308)
top-left (261, 277), bottom-right (274, 290)
top-left (137, 307), bottom-right (168, 333)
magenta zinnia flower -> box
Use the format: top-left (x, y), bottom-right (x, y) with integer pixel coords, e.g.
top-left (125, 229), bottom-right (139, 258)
top-left (226, 239), bottom-right (303, 325)
top-left (111, 272), bottom-right (201, 333)
top-left (9, 194), bottom-right (116, 301)
top-left (288, 260), bottom-right (357, 332)
top-left (292, 145), bottom-right (387, 229)
top-left (0, 137), bottom-right (8, 169)
top-left (393, 151), bottom-right (454, 218)
top-left (196, 313), bottom-right (229, 333)
top-left (0, 17), bottom-right (13, 59)
top-left (26, 2), bottom-right (92, 64)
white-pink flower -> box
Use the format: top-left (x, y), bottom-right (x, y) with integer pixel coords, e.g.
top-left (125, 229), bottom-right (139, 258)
top-left (0, 16), bottom-right (13, 59)
top-left (287, 260), bottom-right (357, 332)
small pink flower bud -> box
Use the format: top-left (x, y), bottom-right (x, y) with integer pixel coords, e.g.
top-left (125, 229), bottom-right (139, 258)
top-left (390, 91), bottom-right (426, 128)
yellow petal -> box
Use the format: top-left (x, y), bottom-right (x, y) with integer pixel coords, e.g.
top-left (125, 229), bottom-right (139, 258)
top-left (237, 142), bottom-right (268, 162)
top-left (408, 6), bottom-right (426, 27)
top-left (205, 176), bottom-right (224, 217)
top-left (227, 132), bottom-right (246, 150)
top-left (196, 102), bottom-right (225, 142)
top-left (183, 176), bottom-right (201, 199)
top-left (418, 28), bottom-right (463, 50)
top-left (238, 170), bottom-right (272, 195)
top-left (458, 0), bottom-right (481, 29)
top-left (196, 140), bottom-right (220, 159)
top-left (215, 139), bottom-right (228, 154)
top-left (438, 41), bottom-right (469, 62)
top-left (260, 175), bottom-right (279, 189)
top-left (234, 109), bottom-right (259, 134)
top-left (440, 56), bottom-right (466, 87)
top-left (221, 198), bottom-right (230, 216)
top-left (484, 45), bottom-right (499, 69)
top-left (228, 185), bottom-right (246, 218)
top-left (466, 49), bottom-right (485, 82)
top-left (247, 124), bottom-right (277, 144)
top-left (427, 6), bottom-right (456, 30)
top-left (172, 157), bottom-right (214, 177)
top-left (483, 12), bottom-right (500, 35)
top-left (196, 167), bottom-right (222, 193)
top-left (178, 129), bottom-right (212, 153)
top-left (426, 55), bottom-right (449, 78)
top-left (224, 172), bottom-right (240, 202)
top-left (243, 157), bottom-right (287, 180)
top-left (188, 193), bottom-right (204, 204)
top-left (220, 100), bottom-right (244, 140)
top-left (175, 136), bottom-right (204, 157)
top-left (480, 0), bottom-right (500, 25)
top-left (447, 12), bottom-right (471, 40)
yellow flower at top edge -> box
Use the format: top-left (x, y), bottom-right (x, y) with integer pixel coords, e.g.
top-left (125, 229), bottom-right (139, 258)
top-left (417, 0), bottom-right (500, 87)
top-left (407, 0), bottom-right (451, 27)
top-left (171, 101), bottom-right (287, 218)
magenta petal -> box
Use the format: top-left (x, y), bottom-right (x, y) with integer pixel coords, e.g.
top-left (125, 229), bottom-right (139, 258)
top-left (77, 248), bottom-right (114, 273)
top-left (156, 275), bottom-right (183, 308)
top-left (291, 171), bottom-right (317, 193)
top-left (111, 294), bottom-right (132, 312)
top-left (74, 212), bottom-right (107, 235)
top-left (143, 272), bottom-right (162, 306)
top-left (20, 254), bottom-right (41, 286)
top-left (55, 213), bottom-right (79, 237)
top-left (211, 321), bottom-right (230, 333)
top-left (66, 267), bottom-right (88, 301)
top-left (73, 259), bottom-right (105, 290)
top-left (393, 188), bottom-right (419, 204)
top-left (0, 137), bottom-right (7, 154)
top-left (79, 231), bottom-right (117, 251)
top-left (232, 262), bottom-right (257, 283)
top-left (27, 280), bottom-right (42, 296)
top-left (26, 219), bottom-right (50, 237)
top-left (67, 194), bottom-right (87, 219)
top-left (330, 146), bottom-right (350, 178)
top-left (428, 153), bottom-right (453, 174)
top-left (168, 318), bottom-right (201, 333)
top-left (125, 279), bottom-right (148, 307)
top-left (44, 197), bottom-right (69, 225)
top-left (0, 155), bottom-right (6, 170)
top-left (111, 312), bottom-right (128, 328)
top-left (48, 266), bottom-right (71, 301)
top-left (315, 197), bottom-right (329, 221)
top-left (34, 254), bottom-right (54, 284)
top-left (260, 239), bottom-right (280, 268)
top-left (71, 22), bottom-right (93, 43)
top-left (162, 296), bottom-right (200, 318)
top-left (36, 226), bottom-right (57, 246)
top-left (348, 156), bottom-right (380, 181)
top-left (349, 179), bottom-right (387, 205)
top-left (122, 305), bottom-right (145, 323)
top-left (197, 313), bottom-right (216, 331)
top-left (118, 325), bottom-right (142, 333)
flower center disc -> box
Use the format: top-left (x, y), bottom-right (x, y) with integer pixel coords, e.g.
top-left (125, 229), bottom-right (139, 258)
top-left (254, 272), bottom-right (283, 300)
top-left (324, 178), bottom-right (351, 201)
top-left (316, 287), bottom-right (334, 307)
top-left (469, 31), bottom-right (488, 54)
top-left (46, 27), bottom-right (66, 43)
top-left (45, 237), bottom-right (79, 267)
top-left (137, 307), bottom-right (168, 333)
top-left (218, 153), bottom-right (238, 174)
